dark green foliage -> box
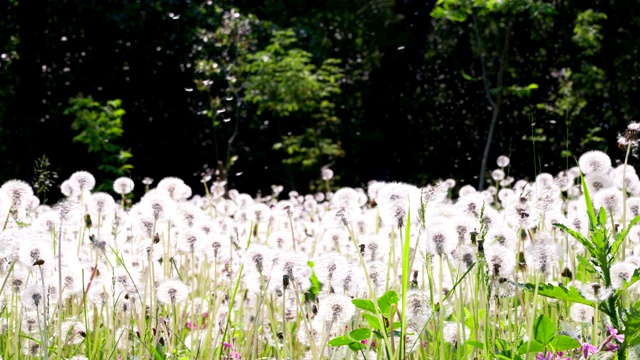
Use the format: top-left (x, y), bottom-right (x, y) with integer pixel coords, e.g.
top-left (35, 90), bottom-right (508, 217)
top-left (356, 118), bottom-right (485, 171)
top-left (1, 0), bottom-right (640, 196)
top-left (65, 94), bottom-right (133, 190)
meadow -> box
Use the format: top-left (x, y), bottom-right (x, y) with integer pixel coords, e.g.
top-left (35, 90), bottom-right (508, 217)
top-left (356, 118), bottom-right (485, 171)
top-left (2, 128), bottom-right (640, 359)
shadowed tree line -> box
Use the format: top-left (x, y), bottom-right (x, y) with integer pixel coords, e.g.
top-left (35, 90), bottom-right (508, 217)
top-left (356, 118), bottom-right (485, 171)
top-left (1, 0), bottom-right (639, 200)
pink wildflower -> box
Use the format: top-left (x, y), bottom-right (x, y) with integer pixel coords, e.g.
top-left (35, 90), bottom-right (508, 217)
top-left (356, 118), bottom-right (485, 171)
top-left (581, 341), bottom-right (598, 358)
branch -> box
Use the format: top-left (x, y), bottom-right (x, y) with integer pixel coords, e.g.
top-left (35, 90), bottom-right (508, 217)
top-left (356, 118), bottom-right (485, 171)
top-left (475, 11), bottom-right (513, 190)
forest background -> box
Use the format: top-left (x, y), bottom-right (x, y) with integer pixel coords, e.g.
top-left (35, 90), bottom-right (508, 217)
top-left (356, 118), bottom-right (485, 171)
top-left (1, 0), bottom-right (638, 200)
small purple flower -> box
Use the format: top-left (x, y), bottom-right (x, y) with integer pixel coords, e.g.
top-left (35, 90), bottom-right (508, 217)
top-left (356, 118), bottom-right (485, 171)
top-left (607, 324), bottom-right (625, 343)
top-left (535, 351), bottom-right (553, 360)
top-left (581, 341), bottom-right (598, 358)
top-left (604, 343), bottom-right (620, 352)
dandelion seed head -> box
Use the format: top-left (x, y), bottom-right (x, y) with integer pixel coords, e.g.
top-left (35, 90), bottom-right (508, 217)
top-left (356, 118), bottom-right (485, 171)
top-left (243, 244), bottom-right (273, 274)
top-left (628, 199), bottom-right (640, 219)
top-left (486, 226), bottom-right (516, 249)
top-left (421, 181), bottom-right (449, 205)
top-left (579, 150), bottom-right (612, 175)
top-left (69, 171), bottom-right (96, 193)
top-left (140, 192), bottom-right (176, 221)
top-left (526, 238), bottom-right (561, 275)
top-left (424, 224), bottom-right (457, 256)
top-left (458, 185), bottom-right (477, 198)
top-left (402, 290), bottom-right (431, 329)
top-left (570, 303), bottom-right (594, 323)
top-left (22, 284), bottom-right (44, 309)
top-left (60, 321), bottom-right (87, 345)
top-left (594, 188), bottom-right (623, 216)
top-left (611, 262), bottom-right (637, 289)
top-left (0, 179), bottom-right (34, 209)
top-left (157, 279), bottom-right (189, 305)
top-left (113, 177), bottom-right (135, 195)
top-left (491, 169), bottom-right (505, 181)
top-left (360, 234), bottom-right (389, 262)
top-left (443, 322), bottom-right (470, 345)
top-left (496, 155), bottom-right (510, 168)
top-left (579, 283), bottom-right (613, 301)
top-left (485, 244), bottom-right (516, 278)
top-left (246, 202), bottom-right (272, 224)
top-left (157, 176), bottom-right (191, 200)
top-left (316, 293), bottom-right (356, 328)
top-left (313, 253), bottom-right (348, 284)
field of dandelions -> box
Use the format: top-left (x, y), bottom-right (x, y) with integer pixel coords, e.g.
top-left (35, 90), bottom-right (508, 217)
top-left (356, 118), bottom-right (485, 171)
top-left (4, 131), bottom-right (640, 360)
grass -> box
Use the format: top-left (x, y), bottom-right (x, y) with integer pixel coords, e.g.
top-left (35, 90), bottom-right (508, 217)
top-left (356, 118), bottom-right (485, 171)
top-left (0, 149), bottom-right (639, 360)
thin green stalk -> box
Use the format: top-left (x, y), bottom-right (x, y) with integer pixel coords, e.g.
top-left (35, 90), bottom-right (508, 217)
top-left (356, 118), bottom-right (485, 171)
top-left (400, 211), bottom-right (411, 360)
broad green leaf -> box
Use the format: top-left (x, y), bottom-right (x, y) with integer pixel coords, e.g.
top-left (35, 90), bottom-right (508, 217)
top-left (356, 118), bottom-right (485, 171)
top-left (378, 290), bottom-right (399, 314)
top-left (349, 328), bottom-right (371, 341)
top-left (576, 254), bottom-right (597, 273)
top-left (517, 283), bottom-right (594, 307)
top-left (466, 340), bottom-right (483, 349)
top-left (352, 299), bottom-right (377, 314)
top-left (533, 314), bottom-right (555, 345)
top-left (518, 340), bottom-right (545, 354)
top-left (623, 303), bottom-right (640, 348)
top-left (613, 214), bottom-right (640, 256)
top-left (549, 335), bottom-right (580, 351)
top-left (328, 336), bottom-right (354, 346)
top-left (348, 342), bottom-right (366, 351)
top-left (363, 313), bottom-right (382, 331)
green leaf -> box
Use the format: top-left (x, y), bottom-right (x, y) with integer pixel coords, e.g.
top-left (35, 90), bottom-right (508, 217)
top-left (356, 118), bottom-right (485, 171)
top-left (349, 328), bottom-right (371, 341)
top-left (461, 69), bottom-right (481, 81)
top-left (348, 342), bottom-right (366, 351)
top-left (518, 340), bottom-right (545, 354)
top-left (517, 283), bottom-right (594, 307)
top-left (363, 313), bottom-right (382, 331)
top-left (352, 299), bottom-right (377, 314)
top-left (553, 223), bottom-right (595, 253)
top-left (549, 335), bottom-right (580, 351)
top-left (533, 314), bottom-right (556, 345)
top-left (576, 254), bottom-right (597, 273)
top-left (509, 83), bottom-right (539, 98)
top-left (613, 214), bottom-right (640, 256)
top-left (626, 302), bottom-right (640, 347)
top-left (615, 268), bottom-right (640, 298)
top-left (466, 340), bottom-right (483, 349)
top-left (597, 206), bottom-right (607, 229)
top-left (377, 290), bottom-right (399, 315)
top-left (328, 336), bottom-right (354, 346)
top-left (580, 174), bottom-right (597, 229)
